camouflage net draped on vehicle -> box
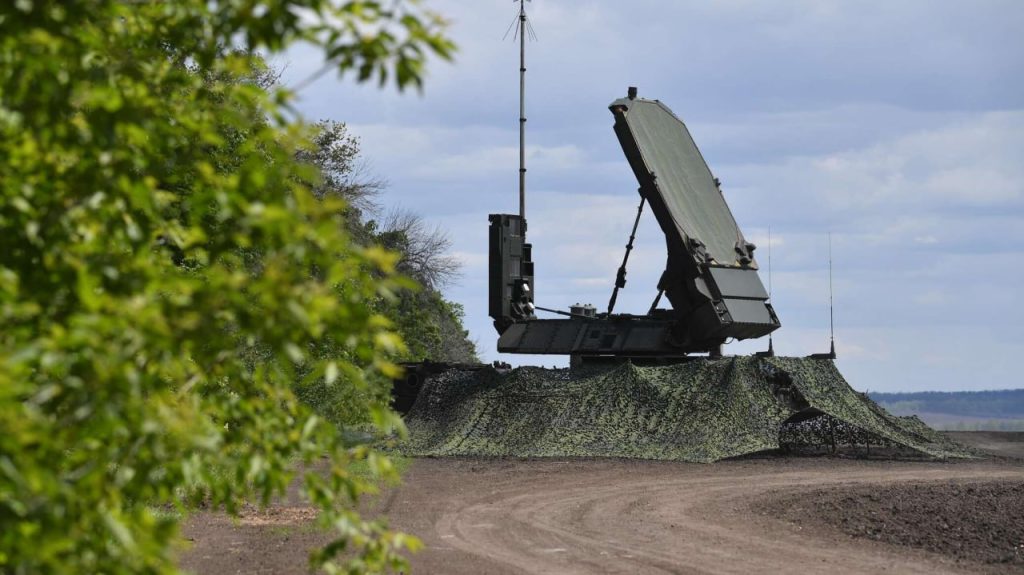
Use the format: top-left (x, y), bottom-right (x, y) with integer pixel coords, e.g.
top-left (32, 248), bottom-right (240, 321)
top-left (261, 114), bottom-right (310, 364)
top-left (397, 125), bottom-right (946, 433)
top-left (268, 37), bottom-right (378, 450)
top-left (400, 356), bottom-right (977, 462)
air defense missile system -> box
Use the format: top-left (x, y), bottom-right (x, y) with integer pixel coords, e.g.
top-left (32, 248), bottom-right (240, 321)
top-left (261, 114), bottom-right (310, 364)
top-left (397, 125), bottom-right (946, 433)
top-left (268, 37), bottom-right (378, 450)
top-left (490, 87), bottom-right (779, 362)
top-left (395, 85), bottom-right (787, 409)
top-left (398, 102), bottom-right (974, 459)
top-left (393, 87), bottom-right (976, 462)
top-left (393, 2), bottom-right (975, 461)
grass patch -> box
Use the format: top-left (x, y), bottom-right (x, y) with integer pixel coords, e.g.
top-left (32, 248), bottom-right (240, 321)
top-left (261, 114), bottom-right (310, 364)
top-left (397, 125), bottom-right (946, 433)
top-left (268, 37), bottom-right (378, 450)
top-left (348, 454), bottom-right (412, 486)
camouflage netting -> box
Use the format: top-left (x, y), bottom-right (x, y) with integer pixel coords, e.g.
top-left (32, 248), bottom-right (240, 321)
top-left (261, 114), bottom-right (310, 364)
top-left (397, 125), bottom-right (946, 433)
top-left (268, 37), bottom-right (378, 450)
top-left (400, 356), bottom-right (978, 462)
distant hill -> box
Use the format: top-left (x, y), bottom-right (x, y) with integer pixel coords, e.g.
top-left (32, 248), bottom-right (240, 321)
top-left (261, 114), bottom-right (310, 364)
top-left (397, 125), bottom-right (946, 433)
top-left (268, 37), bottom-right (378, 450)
top-left (869, 389), bottom-right (1024, 431)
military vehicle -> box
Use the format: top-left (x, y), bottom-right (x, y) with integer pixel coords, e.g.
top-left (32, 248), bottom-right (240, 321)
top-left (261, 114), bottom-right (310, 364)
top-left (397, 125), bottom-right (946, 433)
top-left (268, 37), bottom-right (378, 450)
top-left (394, 86), bottom-right (787, 410)
top-left (394, 1), bottom-right (790, 409)
top-left (490, 87), bottom-right (779, 365)
top-left (391, 5), bottom-right (977, 464)
top-left (395, 103), bottom-right (971, 460)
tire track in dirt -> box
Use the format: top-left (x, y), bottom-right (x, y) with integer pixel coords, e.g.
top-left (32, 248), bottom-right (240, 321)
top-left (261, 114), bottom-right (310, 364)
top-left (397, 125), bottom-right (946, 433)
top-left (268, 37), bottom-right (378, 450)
top-left (389, 459), bottom-right (1024, 574)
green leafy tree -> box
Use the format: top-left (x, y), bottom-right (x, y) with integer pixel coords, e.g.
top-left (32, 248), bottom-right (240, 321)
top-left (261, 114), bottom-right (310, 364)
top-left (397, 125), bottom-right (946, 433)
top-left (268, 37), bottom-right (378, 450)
top-left (296, 120), bottom-right (477, 363)
top-left (291, 121), bottom-right (477, 423)
top-left (300, 120), bottom-right (386, 225)
top-left (0, 1), bottom-right (453, 574)
top-left (371, 208), bottom-right (477, 363)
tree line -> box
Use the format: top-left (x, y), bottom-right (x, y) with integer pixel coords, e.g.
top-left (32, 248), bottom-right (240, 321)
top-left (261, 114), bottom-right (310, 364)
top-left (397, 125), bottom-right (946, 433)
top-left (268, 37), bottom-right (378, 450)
top-left (870, 389), bottom-right (1024, 419)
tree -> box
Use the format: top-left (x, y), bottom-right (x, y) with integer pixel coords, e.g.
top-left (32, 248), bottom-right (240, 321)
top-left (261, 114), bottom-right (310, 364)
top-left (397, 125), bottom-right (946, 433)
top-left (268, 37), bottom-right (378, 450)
top-left (377, 208), bottom-right (460, 291)
top-left (300, 120), bottom-right (387, 219)
top-left (0, 1), bottom-right (453, 574)
top-left (374, 209), bottom-right (476, 362)
top-left (291, 122), bottom-right (478, 420)
top-left (295, 120), bottom-right (476, 364)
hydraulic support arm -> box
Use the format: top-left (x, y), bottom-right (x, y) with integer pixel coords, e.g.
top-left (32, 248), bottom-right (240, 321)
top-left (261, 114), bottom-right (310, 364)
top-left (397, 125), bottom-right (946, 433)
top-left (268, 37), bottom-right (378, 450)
top-left (607, 194), bottom-right (646, 314)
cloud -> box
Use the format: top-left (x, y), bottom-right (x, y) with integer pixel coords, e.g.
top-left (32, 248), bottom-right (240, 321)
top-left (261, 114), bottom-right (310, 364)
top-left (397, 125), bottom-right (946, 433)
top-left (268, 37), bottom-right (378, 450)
top-left (450, 250), bottom-right (486, 269)
top-left (415, 144), bottom-right (586, 178)
top-left (723, 111), bottom-right (1024, 254)
top-left (283, 2), bottom-right (1024, 391)
top-left (443, 111), bottom-right (1024, 387)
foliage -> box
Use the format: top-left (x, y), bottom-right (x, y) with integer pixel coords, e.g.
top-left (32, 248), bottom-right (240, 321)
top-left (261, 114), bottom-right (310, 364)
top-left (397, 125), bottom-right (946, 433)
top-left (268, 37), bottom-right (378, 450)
top-left (375, 208), bottom-right (460, 292)
top-left (298, 121), bottom-right (477, 365)
top-left (298, 120), bottom-right (386, 224)
top-left (382, 288), bottom-right (478, 364)
top-left (0, 1), bottom-right (453, 574)
top-left (371, 208), bottom-right (476, 363)
top-left (290, 121), bottom-right (477, 424)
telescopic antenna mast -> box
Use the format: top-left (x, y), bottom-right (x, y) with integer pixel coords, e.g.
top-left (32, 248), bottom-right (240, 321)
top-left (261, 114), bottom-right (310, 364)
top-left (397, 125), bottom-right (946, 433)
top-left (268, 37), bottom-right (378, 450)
top-left (505, 0), bottom-right (536, 220)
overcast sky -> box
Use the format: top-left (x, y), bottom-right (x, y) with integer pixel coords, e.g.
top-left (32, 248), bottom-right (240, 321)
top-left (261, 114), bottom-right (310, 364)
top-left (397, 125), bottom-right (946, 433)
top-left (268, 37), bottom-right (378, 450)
top-left (281, 1), bottom-right (1023, 392)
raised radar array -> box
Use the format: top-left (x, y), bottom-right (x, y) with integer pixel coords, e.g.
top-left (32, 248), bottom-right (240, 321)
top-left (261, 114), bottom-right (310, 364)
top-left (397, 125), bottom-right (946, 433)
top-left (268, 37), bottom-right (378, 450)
top-left (490, 87), bottom-right (779, 363)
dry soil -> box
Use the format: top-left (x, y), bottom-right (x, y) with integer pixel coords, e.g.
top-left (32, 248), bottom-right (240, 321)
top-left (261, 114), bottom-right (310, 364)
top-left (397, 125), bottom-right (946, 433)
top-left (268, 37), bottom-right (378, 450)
top-left (178, 432), bottom-right (1024, 574)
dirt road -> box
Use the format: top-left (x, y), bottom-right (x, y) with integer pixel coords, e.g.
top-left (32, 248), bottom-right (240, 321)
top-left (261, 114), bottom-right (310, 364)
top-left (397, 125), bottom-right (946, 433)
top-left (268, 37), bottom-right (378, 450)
top-left (180, 438), bottom-right (1024, 574)
top-left (383, 457), bottom-right (1022, 575)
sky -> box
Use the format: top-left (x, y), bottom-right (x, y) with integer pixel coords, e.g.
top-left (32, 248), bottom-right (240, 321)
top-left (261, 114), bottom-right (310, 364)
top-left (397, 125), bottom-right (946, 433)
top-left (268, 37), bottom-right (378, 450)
top-left (280, 0), bottom-right (1024, 392)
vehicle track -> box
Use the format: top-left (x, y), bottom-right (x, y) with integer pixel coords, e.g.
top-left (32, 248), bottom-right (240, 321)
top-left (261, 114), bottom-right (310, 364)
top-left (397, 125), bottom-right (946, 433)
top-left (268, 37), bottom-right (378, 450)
top-left (386, 458), bottom-right (1024, 574)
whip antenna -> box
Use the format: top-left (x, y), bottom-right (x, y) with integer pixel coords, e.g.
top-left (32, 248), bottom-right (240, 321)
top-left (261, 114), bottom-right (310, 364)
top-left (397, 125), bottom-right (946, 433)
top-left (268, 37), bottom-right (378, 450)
top-left (505, 0), bottom-right (536, 220)
top-left (754, 225), bottom-right (776, 358)
top-left (768, 226), bottom-right (773, 301)
top-left (808, 231), bottom-right (837, 360)
top-left (768, 225), bottom-right (774, 354)
top-left (828, 231), bottom-right (835, 355)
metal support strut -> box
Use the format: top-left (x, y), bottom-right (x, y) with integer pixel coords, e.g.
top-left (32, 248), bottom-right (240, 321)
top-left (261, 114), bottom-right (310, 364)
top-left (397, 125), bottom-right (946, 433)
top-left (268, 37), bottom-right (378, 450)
top-left (647, 289), bottom-right (664, 315)
top-left (607, 194), bottom-right (646, 314)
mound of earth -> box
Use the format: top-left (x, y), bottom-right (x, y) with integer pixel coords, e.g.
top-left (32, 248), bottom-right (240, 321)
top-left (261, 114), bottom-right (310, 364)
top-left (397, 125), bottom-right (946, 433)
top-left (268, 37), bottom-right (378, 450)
top-left (401, 356), bottom-right (977, 462)
top-left (763, 480), bottom-right (1024, 569)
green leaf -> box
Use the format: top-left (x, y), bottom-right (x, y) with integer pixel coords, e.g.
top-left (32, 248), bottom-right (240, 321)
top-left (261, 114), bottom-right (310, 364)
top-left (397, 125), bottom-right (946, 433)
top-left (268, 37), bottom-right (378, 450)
top-left (0, 1), bottom-right (454, 572)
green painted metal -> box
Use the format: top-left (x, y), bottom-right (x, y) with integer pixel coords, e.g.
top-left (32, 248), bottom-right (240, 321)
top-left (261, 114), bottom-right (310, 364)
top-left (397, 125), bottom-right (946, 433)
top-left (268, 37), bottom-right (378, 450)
top-left (611, 95), bottom-right (748, 267)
